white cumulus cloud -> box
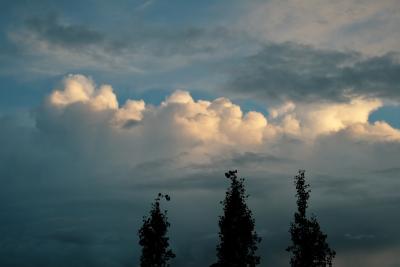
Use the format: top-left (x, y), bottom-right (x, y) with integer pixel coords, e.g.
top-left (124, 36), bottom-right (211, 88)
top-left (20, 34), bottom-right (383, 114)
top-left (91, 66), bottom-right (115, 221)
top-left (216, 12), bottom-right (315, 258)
top-left (49, 74), bottom-right (118, 110)
top-left (48, 74), bottom-right (400, 148)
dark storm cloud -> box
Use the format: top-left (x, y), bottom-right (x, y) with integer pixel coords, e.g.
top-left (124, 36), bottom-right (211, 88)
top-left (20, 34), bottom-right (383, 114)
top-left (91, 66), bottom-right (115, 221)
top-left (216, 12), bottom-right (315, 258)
top-left (0, 83), bottom-right (400, 267)
top-left (228, 42), bottom-right (400, 102)
top-left (1, 109), bottom-right (400, 267)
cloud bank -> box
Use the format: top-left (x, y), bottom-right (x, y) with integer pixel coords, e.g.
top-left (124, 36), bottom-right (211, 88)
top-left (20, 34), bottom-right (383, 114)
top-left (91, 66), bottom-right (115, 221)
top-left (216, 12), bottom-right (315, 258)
top-left (48, 74), bottom-right (400, 146)
top-left (1, 76), bottom-right (400, 266)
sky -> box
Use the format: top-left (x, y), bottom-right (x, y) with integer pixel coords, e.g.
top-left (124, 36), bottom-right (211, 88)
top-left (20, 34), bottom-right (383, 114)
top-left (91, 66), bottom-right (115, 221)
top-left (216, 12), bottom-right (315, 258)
top-left (1, 0), bottom-right (400, 266)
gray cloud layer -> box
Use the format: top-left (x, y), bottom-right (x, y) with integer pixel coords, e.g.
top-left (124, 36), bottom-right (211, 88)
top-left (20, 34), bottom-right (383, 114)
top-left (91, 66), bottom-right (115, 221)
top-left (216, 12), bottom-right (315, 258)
top-left (6, 14), bottom-right (249, 77)
top-left (3, 5), bottom-right (400, 107)
top-left (227, 43), bottom-right (400, 102)
top-left (23, 14), bottom-right (236, 57)
top-left (25, 15), bottom-right (104, 49)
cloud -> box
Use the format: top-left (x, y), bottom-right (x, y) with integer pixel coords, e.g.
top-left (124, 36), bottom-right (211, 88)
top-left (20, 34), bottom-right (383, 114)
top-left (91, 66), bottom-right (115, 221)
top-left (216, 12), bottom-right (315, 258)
top-left (113, 99), bottom-right (145, 127)
top-left (49, 74), bottom-right (118, 110)
top-left (227, 42), bottom-right (400, 102)
top-left (43, 74), bottom-right (400, 153)
top-left (1, 74), bottom-right (400, 266)
top-left (25, 15), bottom-right (104, 49)
top-left (238, 0), bottom-right (400, 54)
top-left (8, 14), bottom-right (247, 75)
top-left (267, 97), bottom-right (400, 141)
top-left (1, 1), bottom-right (400, 265)
top-left (46, 76), bottom-right (271, 150)
top-left (44, 75), bottom-right (400, 151)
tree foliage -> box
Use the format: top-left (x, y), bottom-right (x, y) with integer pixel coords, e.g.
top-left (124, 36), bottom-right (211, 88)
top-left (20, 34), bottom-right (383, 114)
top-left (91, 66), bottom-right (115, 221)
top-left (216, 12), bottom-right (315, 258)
top-left (212, 170), bottom-right (261, 267)
top-left (138, 193), bottom-right (175, 267)
top-left (287, 170), bottom-right (335, 267)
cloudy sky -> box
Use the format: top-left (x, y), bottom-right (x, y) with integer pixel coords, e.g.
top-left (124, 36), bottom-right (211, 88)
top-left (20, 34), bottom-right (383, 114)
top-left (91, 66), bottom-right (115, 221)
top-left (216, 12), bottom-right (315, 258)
top-left (1, 1), bottom-right (400, 266)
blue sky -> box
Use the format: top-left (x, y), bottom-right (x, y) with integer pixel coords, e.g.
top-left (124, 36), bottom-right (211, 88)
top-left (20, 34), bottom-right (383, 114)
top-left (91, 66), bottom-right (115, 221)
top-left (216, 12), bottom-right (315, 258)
top-left (1, 1), bottom-right (400, 266)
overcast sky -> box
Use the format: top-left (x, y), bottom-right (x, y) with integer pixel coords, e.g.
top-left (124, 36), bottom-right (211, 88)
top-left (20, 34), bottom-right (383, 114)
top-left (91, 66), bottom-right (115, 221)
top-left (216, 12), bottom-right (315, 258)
top-left (1, 1), bottom-right (400, 266)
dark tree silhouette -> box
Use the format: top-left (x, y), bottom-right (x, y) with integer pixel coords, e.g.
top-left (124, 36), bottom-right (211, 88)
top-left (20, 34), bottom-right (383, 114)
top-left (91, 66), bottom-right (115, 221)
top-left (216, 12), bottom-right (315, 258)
top-left (212, 170), bottom-right (261, 267)
top-left (138, 193), bottom-right (175, 267)
top-left (287, 170), bottom-right (335, 267)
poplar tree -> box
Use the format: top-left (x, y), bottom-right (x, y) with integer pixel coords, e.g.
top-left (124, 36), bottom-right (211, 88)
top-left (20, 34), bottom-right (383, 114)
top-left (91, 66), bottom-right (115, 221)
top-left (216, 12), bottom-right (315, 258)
top-left (212, 170), bottom-right (261, 267)
top-left (138, 193), bottom-right (175, 267)
top-left (287, 170), bottom-right (335, 267)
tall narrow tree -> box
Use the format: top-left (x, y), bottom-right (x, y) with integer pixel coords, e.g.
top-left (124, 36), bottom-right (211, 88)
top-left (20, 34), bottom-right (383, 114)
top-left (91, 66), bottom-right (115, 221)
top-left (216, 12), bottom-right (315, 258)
top-left (212, 170), bottom-right (261, 267)
top-left (287, 170), bottom-right (335, 267)
top-left (138, 193), bottom-right (175, 267)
